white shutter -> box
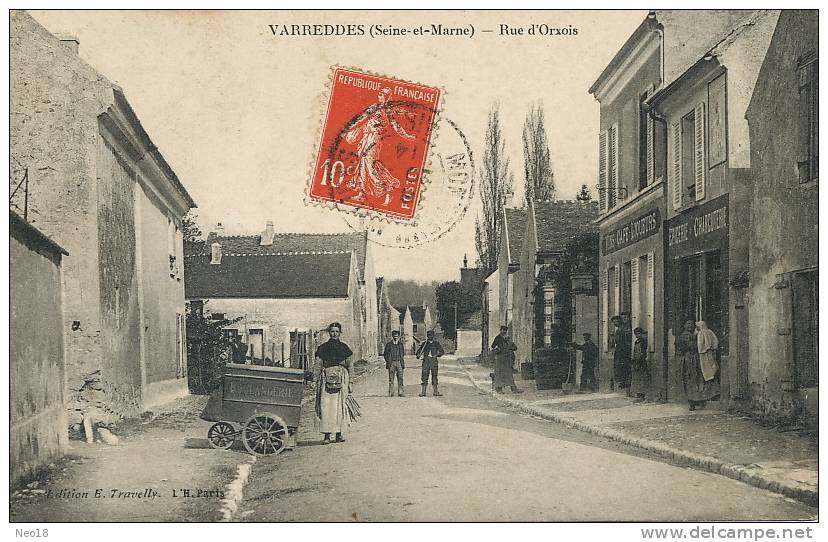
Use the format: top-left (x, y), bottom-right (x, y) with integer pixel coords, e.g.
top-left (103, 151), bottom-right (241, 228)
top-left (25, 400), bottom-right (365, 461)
top-left (601, 268), bottom-right (609, 352)
top-left (613, 265), bottom-right (620, 323)
top-left (598, 130), bottom-right (608, 214)
top-left (631, 258), bottom-right (640, 332)
top-left (646, 252), bottom-right (655, 352)
top-left (694, 102), bottom-right (706, 201)
top-left (646, 85), bottom-right (655, 186)
top-left (611, 124), bottom-right (620, 201)
top-left (670, 121), bottom-right (682, 210)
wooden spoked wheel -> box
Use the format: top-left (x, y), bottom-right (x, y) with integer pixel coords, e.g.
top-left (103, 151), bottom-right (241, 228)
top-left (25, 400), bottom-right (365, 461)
top-left (207, 422), bottom-right (236, 450)
top-left (242, 414), bottom-right (288, 456)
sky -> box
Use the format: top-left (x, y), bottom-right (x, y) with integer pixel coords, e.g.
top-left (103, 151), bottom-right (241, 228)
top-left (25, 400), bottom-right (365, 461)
top-left (30, 9), bottom-right (646, 282)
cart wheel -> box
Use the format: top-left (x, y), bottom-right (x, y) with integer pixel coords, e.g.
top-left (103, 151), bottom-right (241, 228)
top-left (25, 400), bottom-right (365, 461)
top-left (242, 414), bottom-right (288, 456)
top-left (207, 422), bottom-right (236, 450)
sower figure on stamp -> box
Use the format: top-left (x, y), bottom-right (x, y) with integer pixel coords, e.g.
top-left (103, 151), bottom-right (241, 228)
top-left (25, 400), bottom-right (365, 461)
top-left (416, 330), bottom-right (444, 397)
top-left (313, 322), bottom-right (354, 445)
top-left (491, 326), bottom-right (524, 394)
top-left (383, 330), bottom-right (406, 397)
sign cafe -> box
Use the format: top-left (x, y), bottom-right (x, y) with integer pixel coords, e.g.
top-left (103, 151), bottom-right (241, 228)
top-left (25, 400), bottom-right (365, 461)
top-left (668, 201), bottom-right (728, 248)
top-left (602, 208), bottom-right (661, 255)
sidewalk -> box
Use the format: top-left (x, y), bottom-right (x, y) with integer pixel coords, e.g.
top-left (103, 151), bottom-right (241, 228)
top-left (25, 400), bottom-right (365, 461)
top-left (457, 357), bottom-right (818, 508)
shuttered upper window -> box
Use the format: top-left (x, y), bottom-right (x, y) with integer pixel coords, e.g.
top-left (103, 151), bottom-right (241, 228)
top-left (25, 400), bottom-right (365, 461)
top-left (670, 102), bottom-right (706, 210)
top-left (797, 52), bottom-right (818, 183)
top-left (598, 124), bottom-right (619, 214)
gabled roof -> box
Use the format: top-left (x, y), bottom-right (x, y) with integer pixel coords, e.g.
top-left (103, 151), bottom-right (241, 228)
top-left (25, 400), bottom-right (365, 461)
top-left (409, 306), bottom-right (427, 324)
top-left (396, 307), bottom-right (408, 324)
top-left (203, 231), bottom-right (368, 279)
top-left (184, 252), bottom-right (352, 299)
top-left (504, 208), bottom-right (528, 264)
top-left (589, 13), bottom-right (660, 96)
top-left (532, 200), bottom-right (599, 254)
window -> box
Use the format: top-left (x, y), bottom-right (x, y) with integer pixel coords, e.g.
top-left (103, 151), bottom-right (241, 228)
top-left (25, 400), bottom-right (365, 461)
top-left (670, 103), bottom-right (706, 209)
top-left (413, 324), bottom-right (418, 333)
top-left (543, 289), bottom-right (554, 345)
top-left (680, 111), bottom-right (697, 201)
top-left (797, 53), bottom-right (818, 183)
top-left (210, 312), bottom-right (225, 321)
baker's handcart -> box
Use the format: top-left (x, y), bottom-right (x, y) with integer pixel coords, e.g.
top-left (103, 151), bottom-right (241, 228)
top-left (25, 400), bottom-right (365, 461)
top-left (200, 363), bottom-right (308, 456)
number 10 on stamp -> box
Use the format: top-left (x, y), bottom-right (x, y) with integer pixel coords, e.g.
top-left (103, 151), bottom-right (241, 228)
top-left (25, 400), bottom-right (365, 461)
top-left (309, 67), bottom-right (441, 221)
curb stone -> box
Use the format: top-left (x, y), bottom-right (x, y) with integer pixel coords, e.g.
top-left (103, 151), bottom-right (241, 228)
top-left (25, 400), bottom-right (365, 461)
top-left (456, 359), bottom-right (818, 508)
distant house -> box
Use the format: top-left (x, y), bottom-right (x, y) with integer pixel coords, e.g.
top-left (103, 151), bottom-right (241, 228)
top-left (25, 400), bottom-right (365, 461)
top-left (198, 225), bottom-right (379, 359)
top-left (497, 208), bottom-right (529, 350)
top-left (185, 243), bottom-right (364, 370)
top-left (10, 11), bottom-right (196, 423)
top-left (376, 277), bottom-right (401, 349)
top-left (512, 200), bottom-right (600, 365)
top-left (397, 304), bottom-right (434, 353)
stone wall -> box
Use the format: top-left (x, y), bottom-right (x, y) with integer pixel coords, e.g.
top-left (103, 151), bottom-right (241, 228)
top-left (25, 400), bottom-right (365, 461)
top-left (10, 220), bottom-right (68, 485)
top-left (744, 10), bottom-right (818, 423)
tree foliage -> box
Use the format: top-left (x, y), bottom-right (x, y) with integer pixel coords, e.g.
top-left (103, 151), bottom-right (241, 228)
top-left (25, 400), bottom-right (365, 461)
top-left (475, 104), bottom-right (514, 275)
top-left (523, 102), bottom-right (555, 204)
top-left (435, 280), bottom-right (482, 340)
top-left (186, 301), bottom-right (241, 394)
top-left (183, 210), bottom-right (205, 257)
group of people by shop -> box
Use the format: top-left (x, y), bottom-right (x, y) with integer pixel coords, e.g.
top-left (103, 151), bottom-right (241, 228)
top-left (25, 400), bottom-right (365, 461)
top-left (608, 312), bottom-right (721, 410)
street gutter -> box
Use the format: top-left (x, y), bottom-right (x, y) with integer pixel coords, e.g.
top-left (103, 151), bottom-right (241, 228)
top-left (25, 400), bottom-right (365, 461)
top-left (454, 357), bottom-right (818, 508)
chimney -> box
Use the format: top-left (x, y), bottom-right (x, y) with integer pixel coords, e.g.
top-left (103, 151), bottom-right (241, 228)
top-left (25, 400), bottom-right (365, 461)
top-left (215, 222), bottom-right (224, 235)
top-left (259, 220), bottom-right (275, 246)
top-left (211, 242), bottom-right (222, 265)
top-left (54, 34), bottom-right (79, 54)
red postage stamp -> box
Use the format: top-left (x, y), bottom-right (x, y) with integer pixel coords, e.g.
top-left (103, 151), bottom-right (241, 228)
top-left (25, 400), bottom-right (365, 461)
top-left (309, 68), bottom-right (441, 220)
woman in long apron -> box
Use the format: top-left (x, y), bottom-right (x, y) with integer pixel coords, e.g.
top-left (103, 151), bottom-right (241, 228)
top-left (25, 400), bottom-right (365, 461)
top-left (314, 322), bottom-right (354, 444)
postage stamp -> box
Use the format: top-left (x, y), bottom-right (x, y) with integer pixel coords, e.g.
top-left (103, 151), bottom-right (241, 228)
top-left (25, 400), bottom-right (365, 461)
top-left (308, 67), bottom-right (441, 220)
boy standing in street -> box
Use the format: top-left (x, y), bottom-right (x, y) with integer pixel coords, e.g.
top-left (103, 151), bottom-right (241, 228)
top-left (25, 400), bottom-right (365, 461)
top-left (417, 330), bottom-right (445, 397)
top-left (383, 330), bottom-right (406, 397)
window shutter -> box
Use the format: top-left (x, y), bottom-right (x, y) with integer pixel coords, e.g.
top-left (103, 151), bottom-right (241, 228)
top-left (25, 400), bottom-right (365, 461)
top-left (694, 102), bottom-right (706, 201)
top-left (630, 258), bottom-right (640, 332)
top-left (670, 121), bottom-right (682, 210)
top-left (646, 86), bottom-right (655, 186)
top-left (601, 268), bottom-right (609, 352)
top-left (611, 124), bottom-right (620, 201)
top-left (646, 252), bottom-right (655, 351)
top-left (613, 265), bottom-right (620, 321)
top-left (598, 130), bottom-right (608, 213)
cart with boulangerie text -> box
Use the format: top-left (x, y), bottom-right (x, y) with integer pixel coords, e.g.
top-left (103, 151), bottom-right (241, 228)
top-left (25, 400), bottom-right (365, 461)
top-left (200, 363), bottom-right (310, 455)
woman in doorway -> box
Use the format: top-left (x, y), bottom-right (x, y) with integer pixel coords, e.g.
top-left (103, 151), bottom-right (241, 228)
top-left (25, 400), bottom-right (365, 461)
top-left (313, 322), bottom-right (354, 444)
top-left (675, 320), bottom-right (720, 411)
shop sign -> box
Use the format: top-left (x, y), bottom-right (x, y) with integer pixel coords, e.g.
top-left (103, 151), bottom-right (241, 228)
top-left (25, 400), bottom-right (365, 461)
top-left (602, 208), bottom-right (660, 255)
top-left (666, 195), bottom-right (729, 254)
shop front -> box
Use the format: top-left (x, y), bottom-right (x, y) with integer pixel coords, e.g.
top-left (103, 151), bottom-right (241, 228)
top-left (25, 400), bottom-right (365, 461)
top-left (664, 194), bottom-right (730, 403)
top-left (598, 192), bottom-right (665, 399)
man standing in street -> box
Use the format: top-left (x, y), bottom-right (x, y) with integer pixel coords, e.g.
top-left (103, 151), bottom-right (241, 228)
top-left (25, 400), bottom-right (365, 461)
top-left (383, 330), bottom-right (406, 397)
top-left (572, 332), bottom-right (599, 392)
top-left (491, 325), bottom-right (524, 394)
top-left (416, 330), bottom-right (445, 397)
